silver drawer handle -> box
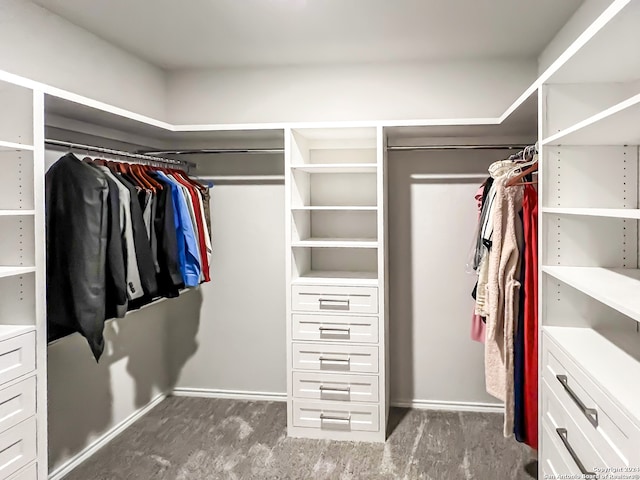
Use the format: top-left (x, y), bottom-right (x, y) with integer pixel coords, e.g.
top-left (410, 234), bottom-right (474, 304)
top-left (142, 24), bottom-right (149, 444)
top-left (556, 428), bottom-right (597, 478)
top-left (319, 385), bottom-right (351, 395)
top-left (319, 298), bottom-right (350, 309)
top-left (320, 413), bottom-right (351, 424)
top-left (556, 375), bottom-right (598, 427)
top-left (319, 356), bottom-right (350, 365)
top-left (319, 327), bottom-right (351, 335)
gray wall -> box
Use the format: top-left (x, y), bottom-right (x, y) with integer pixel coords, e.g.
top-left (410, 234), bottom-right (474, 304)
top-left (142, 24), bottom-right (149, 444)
top-left (166, 60), bottom-right (537, 124)
top-left (0, 0), bottom-right (166, 119)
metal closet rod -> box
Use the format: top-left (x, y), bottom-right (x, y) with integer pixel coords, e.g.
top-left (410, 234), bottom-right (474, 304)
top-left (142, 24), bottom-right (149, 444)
top-left (387, 144), bottom-right (528, 151)
top-left (45, 139), bottom-right (196, 167)
top-left (139, 148), bottom-right (285, 155)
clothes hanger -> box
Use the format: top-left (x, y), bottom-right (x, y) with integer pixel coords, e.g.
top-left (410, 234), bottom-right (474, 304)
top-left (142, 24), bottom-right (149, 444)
top-left (506, 159), bottom-right (538, 187)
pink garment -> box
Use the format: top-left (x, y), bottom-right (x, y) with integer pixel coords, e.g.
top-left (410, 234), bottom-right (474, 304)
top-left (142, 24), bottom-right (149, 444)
top-left (471, 184), bottom-right (487, 343)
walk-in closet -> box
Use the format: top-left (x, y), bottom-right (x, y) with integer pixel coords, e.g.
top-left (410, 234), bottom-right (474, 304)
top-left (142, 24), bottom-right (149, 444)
top-left (0, 0), bottom-right (638, 479)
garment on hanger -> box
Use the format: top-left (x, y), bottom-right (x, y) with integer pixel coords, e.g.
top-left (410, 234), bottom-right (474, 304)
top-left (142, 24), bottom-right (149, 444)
top-left (471, 183), bottom-right (487, 343)
top-left (485, 176), bottom-right (523, 438)
top-left (47, 153), bottom-right (212, 360)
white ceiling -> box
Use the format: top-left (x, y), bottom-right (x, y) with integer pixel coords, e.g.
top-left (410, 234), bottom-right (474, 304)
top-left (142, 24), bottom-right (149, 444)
top-left (32, 0), bottom-right (583, 70)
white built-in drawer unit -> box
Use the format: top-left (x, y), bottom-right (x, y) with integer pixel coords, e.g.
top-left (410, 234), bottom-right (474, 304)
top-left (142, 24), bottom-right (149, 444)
top-left (292, 314), bottom-right (378, 343)
top-left (543, 334), bottom-right (640, 468)
top-left (292, 400), bottom-right (379, 432)
top-left (292, 343), bottom-right (378, 374)
top-left (542, 379), bottom-right (605, 476)
top-left (291, 285), bottom-right (378, 314)
top-left (292, 372), bottom-right (379, 403)
top-left (7, 463), bottom-right (36, 480)
top-left (0, 377), bottom-right (36, 435)
top-left (0, 333), bottom-right (35, 387)
top-left (0, 418), bottom-right (36, 479)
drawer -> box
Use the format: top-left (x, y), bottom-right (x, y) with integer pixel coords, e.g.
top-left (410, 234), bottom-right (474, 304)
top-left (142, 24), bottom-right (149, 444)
top-left (8, 463), bottom-right (37, 480)
top-left (543, 333), bottom-right (640, 467)
top-left (542, 378), bottom-right (606, 475)
top-left (293, 314), bottom-right (378, 343)
top-left (291, 285), bottom-right (378, 314)
top-left (0, 377), bottom-right (35, 434)
top-left (292, 343), bottom-right (378, 374)
top-left (293, 372), bottom-right (379, 403)
top-left (292, 400), bottom-right (379, 432)
top-left (0, 333), bottom-right (35, 386)
top-left (0, 417), bottom-right (36, 479)
top-left (541, 420), bottom-right (575, 478)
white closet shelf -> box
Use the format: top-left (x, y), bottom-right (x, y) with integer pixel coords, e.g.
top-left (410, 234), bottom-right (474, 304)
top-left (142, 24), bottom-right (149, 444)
top-left (293, 271), bottom-right (378, 286)
top-left (0, 210), bottom-right (35, 216)
top-left (543, 266), bottom-right (640, 322)
top-left (0, 266), bottom-right (36, 279)
top-left (292, 238), bottom-right (378, 249)
top-left (0, 140), bottom-right (34, 151)
top-left (544, 326), bottom-right (640, 425)
top-left (0, 325), bottom-right (35, 343)
top-left (542, 92), bottom-right (640, 146)
top-left (291, 206), bottom-right (378, 212)
top-left (542, 207), bottom-right (640, 220)
top-left (291, 164), bottom-right (378, 173)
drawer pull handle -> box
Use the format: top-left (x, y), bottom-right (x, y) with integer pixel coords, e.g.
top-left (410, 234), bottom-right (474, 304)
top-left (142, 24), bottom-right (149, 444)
top-left (320, 413), bottom-right (351, 424)
top-left (556, 374), bottom-right (598, 427)
top-left (319, 385), bottom-right (351, 395)
top-left (319, 356), bottom-right (350, 365)
top-left (319, 298), bottom-right (350, 310)
top-left (319, 327), bottom-right (351, 336)
top-left (556, 428), bottom-right (597, 478)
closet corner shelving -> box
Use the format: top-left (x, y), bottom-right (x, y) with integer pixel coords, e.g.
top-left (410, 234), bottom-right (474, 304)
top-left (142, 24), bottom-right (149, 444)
top-left (0, 78), bottom-right (46, 479)
top-left (285, 126), bottom-right (388, 442)
top-left (539, 0), bottom-right (640, 476)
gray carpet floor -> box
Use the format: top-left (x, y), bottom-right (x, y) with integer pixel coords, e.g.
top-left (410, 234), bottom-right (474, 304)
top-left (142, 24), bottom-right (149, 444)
top-left (62, 397), bottom-right (537, 480)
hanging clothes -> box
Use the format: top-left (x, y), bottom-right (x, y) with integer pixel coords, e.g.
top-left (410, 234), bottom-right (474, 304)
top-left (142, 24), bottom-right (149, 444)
top-left (522, 183), bottom-right (539, 449)
top-left (485, 176), bottom-right (523, 438)
top-left (471, 183), bottom-right (487, 343)
top-left (46, 153), bottom-right (111, 360)
top-left (46, 153), bottom-right (211, 361)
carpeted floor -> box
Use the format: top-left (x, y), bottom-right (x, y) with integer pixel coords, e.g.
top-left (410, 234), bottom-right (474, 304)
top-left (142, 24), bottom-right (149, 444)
top-left (62, 397), bottom-right (537, 480)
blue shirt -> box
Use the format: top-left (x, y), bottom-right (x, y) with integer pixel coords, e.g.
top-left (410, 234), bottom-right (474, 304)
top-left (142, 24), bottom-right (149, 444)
top-left (153, 171), bottom-right (201, 287)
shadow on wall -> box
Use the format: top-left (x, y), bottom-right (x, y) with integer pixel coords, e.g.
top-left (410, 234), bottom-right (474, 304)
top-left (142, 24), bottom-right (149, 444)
top-left (387, 150), bottom-right (498, 406)
top-left (165, 289), bottom-right (203, 388)
top-left (47, 290), bottom-right (203, 471)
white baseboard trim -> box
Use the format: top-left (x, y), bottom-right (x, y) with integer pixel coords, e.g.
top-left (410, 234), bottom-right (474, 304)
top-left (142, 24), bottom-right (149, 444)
top-left (390, 399), bottom-right (503, 413)
top-left (170, 387), bottom-right (287, 402)
top-left (169, 388), bottom-right (502, 414)
top-left (48, 392), bottom-right (167, 480)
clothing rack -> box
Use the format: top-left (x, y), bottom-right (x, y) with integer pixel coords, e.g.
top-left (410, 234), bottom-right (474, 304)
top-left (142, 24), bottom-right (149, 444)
top-left (139, 148), bottom-right (284, 156)
top-left (45, 139), bottom-right (196, 168)
top-left (387, 144), bottom-right (528, 152)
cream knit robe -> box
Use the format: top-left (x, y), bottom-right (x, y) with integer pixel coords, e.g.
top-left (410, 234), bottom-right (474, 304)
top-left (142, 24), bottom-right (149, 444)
top-left (485, 177), bottom-right (523, 437)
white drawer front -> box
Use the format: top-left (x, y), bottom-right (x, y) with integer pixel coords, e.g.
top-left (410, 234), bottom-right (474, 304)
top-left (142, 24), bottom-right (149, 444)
top-left (8, 463), bottom-right (37, 480)
top-left (0, 333), bottom-right (35, 386)
top-left (0, 418), bottom-right (36, 479)
top-left (542, 379), bottom-right (606, 475)
top-left (293, 372), bottom-right (379, 403)
top-left (542, 421), bottom-right (574, 478)
top-left (293, 314), bottom-right (378, 343)
top-left (0, 377), bottom-right (35, 434)
top-left (293, 343), bottom-right (378, 374)
top-left (292, 285), bottom-right (378, 314)
top-left (543, 334), bottom-right (640, 468)
top-left (293, 400), bottom-right (379, 432)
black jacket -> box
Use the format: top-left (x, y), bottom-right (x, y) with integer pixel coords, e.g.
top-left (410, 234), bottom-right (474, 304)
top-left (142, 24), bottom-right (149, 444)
top-left (46, 154), bottom-right (110, 360)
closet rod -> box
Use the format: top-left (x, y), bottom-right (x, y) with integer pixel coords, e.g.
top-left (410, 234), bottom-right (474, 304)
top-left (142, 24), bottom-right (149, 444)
top-left (139, 148), bottom-right (284, 155)
top-left (45, 139), bottom-right (196, 168)
top-left (387, 144), bottom-right (528, 151)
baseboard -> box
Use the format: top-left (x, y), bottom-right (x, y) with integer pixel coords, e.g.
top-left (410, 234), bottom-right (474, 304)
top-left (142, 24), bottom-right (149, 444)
top-left (390, 399), bottom-right (503, 413)
top-left (48, 392), bottom-right (167, 480)
top-left (171, 387), bottom-right (287, 402)
top-left (169, 388), bottom-right (501, 413)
